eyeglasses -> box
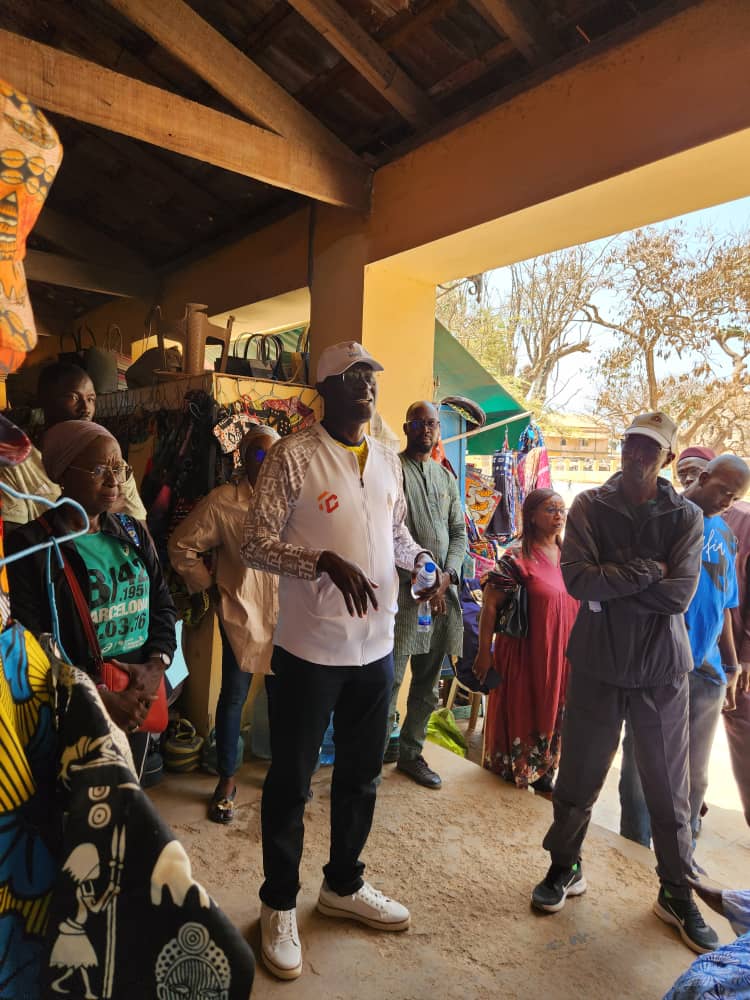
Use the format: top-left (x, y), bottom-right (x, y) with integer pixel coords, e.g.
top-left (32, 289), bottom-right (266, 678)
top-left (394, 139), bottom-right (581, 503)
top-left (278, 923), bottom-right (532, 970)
top-left (542, 505), bottom-right (567, 515)
top-left (68, 463), bottom-right (132, 484)
top-left (407, 419), bottom-right (439, 431)
top-left (340, 369), bottom-right (377, 388)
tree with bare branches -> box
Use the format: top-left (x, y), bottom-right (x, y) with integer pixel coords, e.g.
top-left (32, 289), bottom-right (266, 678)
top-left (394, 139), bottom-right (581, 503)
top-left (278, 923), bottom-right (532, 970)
top-left (436, 243), bottom-right (611, 406)
top-left (584, 225), bottom-right (750, 450)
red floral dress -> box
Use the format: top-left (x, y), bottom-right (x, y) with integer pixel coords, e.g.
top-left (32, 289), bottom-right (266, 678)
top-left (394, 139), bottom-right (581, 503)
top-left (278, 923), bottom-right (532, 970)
top-left (482, 546), bottom-right (578, 788)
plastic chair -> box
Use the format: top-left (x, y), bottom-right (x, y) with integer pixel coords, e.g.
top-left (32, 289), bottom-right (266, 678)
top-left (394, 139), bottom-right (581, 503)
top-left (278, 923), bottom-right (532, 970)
top-left (146, 303), bottom-right (234, 375)
top-left (444, 657), bottom-right (485, 734)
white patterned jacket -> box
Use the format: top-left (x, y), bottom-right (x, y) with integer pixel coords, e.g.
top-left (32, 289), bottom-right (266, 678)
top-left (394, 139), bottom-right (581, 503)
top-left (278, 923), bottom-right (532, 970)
top-left (241, 422), bottom-right (427, 666)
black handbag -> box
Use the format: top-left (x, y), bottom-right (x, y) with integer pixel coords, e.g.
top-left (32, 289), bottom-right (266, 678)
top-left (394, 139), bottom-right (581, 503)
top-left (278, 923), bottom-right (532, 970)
top-left (494, 557), bottom-right (529, 639)
top-left (220, 333), bottom-right (284, 379)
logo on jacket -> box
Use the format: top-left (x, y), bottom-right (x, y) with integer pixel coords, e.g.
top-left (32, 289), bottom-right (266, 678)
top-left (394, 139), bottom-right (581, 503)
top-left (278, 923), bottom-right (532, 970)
top-left (318, 491), bottom-right (339, 514)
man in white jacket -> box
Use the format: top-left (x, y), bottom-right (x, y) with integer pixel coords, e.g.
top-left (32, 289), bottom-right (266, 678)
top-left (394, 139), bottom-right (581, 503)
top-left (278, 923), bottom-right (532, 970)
top-left (242, 341), bottom-right (435, 981)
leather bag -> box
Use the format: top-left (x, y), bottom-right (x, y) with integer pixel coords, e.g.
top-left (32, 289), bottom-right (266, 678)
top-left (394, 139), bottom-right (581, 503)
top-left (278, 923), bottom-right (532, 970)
top-left (494, 557), bottom-right (529, 639)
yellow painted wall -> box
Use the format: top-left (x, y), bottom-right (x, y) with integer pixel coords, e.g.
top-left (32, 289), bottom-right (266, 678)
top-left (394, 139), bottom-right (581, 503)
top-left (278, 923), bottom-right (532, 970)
top-left (361, 264), bottom-right (436, 443)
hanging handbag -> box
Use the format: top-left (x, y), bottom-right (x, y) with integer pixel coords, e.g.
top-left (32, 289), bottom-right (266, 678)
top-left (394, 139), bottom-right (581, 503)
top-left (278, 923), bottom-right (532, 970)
top-left (41, 517), bottom-right (168, 733)
top-left (247, 333), bottom-right (283, 379)
top-left (278, 327), bottom-right (310, 384)
top-left (221, 332), bottom-right (255, 377)
top-left (104, 323), bottom-right (131, 392)
top-left (493, 556), bottom-right (529, 639)
top-left (60, 326), bottom-right (119, 394)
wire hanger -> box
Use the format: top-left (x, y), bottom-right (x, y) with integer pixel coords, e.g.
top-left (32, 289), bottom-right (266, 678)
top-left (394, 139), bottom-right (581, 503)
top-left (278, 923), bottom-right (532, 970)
top-left (0, 483), bottom-right (90, 568)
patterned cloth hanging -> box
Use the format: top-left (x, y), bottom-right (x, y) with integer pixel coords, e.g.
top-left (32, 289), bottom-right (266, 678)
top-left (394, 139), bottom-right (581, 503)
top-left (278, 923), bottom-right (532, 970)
top-left (0, 80), bottom-right (63, 375)
top-left (490, 450), bottom-right (519, 538)
top-left (517, 421), bottom-right (545, 455)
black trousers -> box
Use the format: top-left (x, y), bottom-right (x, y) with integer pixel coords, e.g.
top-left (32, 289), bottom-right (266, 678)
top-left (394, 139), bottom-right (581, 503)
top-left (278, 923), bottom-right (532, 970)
top-left (259, 645), bottom-right (393, 911)
top-left (543, 669), bottom-right (692, 898)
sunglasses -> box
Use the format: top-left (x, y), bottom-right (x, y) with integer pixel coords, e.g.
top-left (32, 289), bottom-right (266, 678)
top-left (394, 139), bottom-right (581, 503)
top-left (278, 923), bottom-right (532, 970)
top-left (340, 369), bottom-right (377, 388)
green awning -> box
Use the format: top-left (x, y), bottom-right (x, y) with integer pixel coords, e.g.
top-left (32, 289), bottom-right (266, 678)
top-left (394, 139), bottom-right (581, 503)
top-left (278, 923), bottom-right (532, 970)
top-left (434, 320), bottom-right (528, 454)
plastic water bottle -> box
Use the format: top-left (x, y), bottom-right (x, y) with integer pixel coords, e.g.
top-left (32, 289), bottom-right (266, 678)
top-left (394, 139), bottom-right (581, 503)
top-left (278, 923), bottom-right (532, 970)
top-left (417, 599), bottom-right (432, 633)
top-left (319, 714), bottom-right (335, 766)
top-left (411, 560), bottom-right (437, 599)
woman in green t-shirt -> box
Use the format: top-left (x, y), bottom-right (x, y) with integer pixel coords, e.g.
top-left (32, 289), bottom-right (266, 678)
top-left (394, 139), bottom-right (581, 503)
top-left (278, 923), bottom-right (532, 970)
top-left (7, 421), bottom-right (176, 776)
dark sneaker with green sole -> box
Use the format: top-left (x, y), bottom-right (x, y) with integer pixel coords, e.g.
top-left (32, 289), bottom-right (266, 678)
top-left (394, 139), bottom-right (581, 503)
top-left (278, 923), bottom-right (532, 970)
top-left (653, 888), bottom-right (719, 954)
top-left (531, 862), bottom-right (587, 913)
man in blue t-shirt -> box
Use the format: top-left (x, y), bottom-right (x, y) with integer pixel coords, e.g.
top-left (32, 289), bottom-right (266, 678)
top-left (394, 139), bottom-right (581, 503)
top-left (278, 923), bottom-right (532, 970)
top-left (620, 454), bottom-right (750, 851)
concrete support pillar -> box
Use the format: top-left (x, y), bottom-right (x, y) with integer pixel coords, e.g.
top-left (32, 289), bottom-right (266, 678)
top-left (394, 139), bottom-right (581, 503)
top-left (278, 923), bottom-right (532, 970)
top-left (362, 263), bottom-right (436, 445)
top-left (308, 211), bottom-right (436, 446)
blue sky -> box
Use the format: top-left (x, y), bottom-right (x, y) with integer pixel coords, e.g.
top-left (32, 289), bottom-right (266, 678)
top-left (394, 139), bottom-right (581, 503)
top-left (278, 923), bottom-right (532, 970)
top-left (486, 195), bottom-right (750, 413)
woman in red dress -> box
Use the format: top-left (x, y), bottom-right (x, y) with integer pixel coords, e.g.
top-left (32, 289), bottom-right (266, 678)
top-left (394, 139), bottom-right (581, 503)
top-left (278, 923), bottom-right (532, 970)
top-left (474, 489), bottom-right (578, 793)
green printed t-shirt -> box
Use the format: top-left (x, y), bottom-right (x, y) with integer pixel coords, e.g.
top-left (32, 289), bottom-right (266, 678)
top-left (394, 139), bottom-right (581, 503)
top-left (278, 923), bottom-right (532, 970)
top-left (73, 532), bottom-right (150, 657)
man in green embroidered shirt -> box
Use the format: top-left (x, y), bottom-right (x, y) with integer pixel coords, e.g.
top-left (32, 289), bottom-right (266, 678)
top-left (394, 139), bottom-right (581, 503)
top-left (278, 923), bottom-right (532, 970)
top-left (385, 401), bottom-right (466, 788)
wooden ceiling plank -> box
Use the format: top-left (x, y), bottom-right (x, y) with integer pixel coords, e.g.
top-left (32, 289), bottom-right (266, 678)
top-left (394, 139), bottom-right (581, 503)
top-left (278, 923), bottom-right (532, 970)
top-left (34, 206), bottom-right (150, 272)
top-left (427, 38), bottom-right (515, 97)
top-left (285, 0), bottom-right (439, 126)
top-left (294, 0), bottom-right (456, 106)
top-left (104, 0), bottom-right (361, 166)
top-left (25, 250), bottom-right (157, 298)
top-left (0, 30), bottom-right (371, 211)
top-left (466, 0), bottom-right (561, 65)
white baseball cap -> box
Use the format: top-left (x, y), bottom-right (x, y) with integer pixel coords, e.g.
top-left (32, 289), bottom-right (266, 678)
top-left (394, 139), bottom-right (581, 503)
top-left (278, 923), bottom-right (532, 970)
top-left (623, 411), bottom-right (678, 451)
top-left (316, 341), bottom-right (384, 383)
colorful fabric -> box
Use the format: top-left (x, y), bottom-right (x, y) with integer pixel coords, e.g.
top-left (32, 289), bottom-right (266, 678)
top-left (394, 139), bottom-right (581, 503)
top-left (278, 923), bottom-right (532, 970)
top-left (72, 534), bottom-right (150, 658)
top-left (663, 935), bottom-right (750, 998)
top-left (517, 422), bottom-right (545, 454)
top-left (465, 466), bottom-right (501, 533)
top-left (0, 80), bottom-right (62, 375)
top-left (516, 446), bottom-right (552, 497)
top-left (39, 646), bottom-right (255, 998)
top-left (0, 624), bottom-right (59, 999)
top-left (483, 547), bottom-right (578, 788)
top-left (686, 514), bottom-right (738, 685)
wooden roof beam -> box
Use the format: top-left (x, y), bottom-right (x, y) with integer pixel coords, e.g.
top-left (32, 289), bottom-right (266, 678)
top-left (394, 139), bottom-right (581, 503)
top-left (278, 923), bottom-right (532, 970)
top-left (104, 0), bottom-right (361, 167)
top-left (35, 206), bottom-right (150, 273)
top-left (25, 250), bottom-right (157, 299)
top-left (467, 0), bottom-right (561, 66)
top-left (286, 0), bottom-right (439, 127)
top-left (0, 30), bottom-right (371, 211)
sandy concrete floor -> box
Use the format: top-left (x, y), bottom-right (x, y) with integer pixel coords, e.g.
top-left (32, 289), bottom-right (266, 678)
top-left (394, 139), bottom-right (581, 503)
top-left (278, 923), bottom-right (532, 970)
top-left (148, 733), bottom-right (746, 1000)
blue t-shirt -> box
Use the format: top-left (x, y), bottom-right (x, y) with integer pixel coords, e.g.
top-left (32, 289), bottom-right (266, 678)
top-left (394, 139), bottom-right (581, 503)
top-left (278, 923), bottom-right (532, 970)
top-left (684, 514), bottom-right (738, 685)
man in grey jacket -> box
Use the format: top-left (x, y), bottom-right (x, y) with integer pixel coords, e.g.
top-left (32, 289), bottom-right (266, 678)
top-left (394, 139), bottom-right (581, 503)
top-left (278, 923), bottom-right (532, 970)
top-left (531, 412), bottom-right (719, 955)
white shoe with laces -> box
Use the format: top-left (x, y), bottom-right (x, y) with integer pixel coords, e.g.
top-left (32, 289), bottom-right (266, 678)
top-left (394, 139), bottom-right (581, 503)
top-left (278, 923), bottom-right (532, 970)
top-left (260, 903), bottom-right (302, 980)
top-left (317, 880), bottom-right (410, 931)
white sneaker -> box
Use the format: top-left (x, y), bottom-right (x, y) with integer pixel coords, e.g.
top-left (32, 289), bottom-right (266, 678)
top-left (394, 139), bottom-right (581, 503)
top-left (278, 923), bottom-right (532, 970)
top-left (260, 903), bottom-right (302, 980)
top-left (317, 880), bottom-right (410, 931)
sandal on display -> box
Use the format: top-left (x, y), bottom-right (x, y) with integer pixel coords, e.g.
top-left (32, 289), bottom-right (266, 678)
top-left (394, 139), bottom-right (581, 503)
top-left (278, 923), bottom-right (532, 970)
top-left (208, 785), bottom-right (237, 824)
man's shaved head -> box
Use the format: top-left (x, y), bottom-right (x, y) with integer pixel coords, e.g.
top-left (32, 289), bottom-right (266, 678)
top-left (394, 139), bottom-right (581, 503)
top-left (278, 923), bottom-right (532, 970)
top-left (686, 453), bottom-right (750, 517)
top-left (404, 400), bottom-right (440, 459)
top-left (705, 454), bottom-right (750, 481)
top-left (405, 400), bottom-right (438, 422)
